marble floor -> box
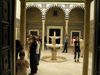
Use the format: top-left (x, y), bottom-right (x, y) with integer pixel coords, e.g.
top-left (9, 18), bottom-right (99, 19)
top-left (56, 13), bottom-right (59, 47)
top-left (24, 48), bottom-right (92, 75)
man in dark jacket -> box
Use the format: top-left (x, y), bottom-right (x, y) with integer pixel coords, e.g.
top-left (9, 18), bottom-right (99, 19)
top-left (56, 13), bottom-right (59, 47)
top-left (29, 37), bottom-right (38, 75)
top-left (62, 34), bottom-right (68, 53)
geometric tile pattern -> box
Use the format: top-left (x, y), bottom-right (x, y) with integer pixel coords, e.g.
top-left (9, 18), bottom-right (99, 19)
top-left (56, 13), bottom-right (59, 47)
top-left (26, 2), bottom-right (84, 20)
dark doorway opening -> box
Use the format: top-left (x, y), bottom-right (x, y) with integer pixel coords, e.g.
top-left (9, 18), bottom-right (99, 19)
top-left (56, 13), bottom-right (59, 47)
top-left (30, 31), bottom-right (37, 36)
top-left (49, 29), bottom-right (60, 44)
top-left (72, 32), bottom-right (79, 39)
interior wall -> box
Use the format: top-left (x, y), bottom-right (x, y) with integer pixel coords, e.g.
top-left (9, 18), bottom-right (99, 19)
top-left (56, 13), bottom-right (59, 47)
top-left (26, 8), bottom-right (42, 36)
top-left (69, 8), bottom-right (84, 47)
top-left (16, 0), bottom-right (21, 40)
top-left (69, 8), bottom-right (84, 23)
top-left (89, 0), bottom-right (94, 52)
top-left (45, 8), bottom-right (65, 44)
top-left (16, 0), bottom-right (20, 19)
top-left (46, 8), bottom-right (65, 23)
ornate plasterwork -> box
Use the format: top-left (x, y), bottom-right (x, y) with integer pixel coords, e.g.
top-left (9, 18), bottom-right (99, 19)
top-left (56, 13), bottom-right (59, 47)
top-left (26, 2), bottom-right (84, 20)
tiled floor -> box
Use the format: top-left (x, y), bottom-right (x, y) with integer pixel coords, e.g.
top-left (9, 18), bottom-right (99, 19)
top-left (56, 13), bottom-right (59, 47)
top-left (24, 48), bottom-right (92, 75)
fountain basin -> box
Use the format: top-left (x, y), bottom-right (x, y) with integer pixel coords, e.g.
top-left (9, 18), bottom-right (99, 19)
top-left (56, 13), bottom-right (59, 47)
top-left (49, 36), bottom-right (60, 39)
top-left (41, 56), bottom-right (67, 63)
top-left (46, 44), bottom-right (63, 48)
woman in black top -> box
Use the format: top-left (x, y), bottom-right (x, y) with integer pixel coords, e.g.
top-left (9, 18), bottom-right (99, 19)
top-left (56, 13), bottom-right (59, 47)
top-left (73, 37), bottom-right (80, 62)
top-left (29, 37), bottom-right (38, 75)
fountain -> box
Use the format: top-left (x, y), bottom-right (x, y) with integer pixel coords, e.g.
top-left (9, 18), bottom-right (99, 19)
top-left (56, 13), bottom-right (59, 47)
top-left (46, 31), bottom-right (63, 60)
top-left (41, 31), bottom-right (67, 63)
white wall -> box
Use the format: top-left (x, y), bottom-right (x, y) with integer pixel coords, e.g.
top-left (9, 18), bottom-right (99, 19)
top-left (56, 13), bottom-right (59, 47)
top-left (90, 1), bottom-right (94, 21)
top-left (16, 0), bottom-right (21, 19)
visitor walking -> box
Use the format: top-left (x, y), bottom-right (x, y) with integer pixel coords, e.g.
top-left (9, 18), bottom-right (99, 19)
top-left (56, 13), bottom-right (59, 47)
top-left (80, 36), bottom-right (84, 58)
top-left (73, 37), bottom-right (80, 62)
top-left (62, 34), bottom-right (68, 53)
top-left (29, 37), bottom-right (38, 75)
top-left (16, 51), bottom-right (29, 75)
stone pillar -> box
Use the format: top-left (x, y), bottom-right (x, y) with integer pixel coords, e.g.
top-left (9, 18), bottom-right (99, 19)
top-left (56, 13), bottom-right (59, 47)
top-left (42, 20), bottom-right (45, 51)
top-left (51, 50), bottom-right (57, 60)
top-left (20, 0), bottom-right (27, 49)
top-left (82, 0), bottom-right (90, 75)
top-left (65, 20), bottom-right (69, 34)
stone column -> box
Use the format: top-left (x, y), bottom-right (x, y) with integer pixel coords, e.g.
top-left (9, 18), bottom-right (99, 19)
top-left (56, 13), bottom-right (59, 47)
top-left (65, 20), bottom-right (69, 34)
top-left (82, 0), bottom-right (90, 75)
top-left (20, 0), bottom-right (27, 49)
top-left (42, 20), bottom-right (45, 51)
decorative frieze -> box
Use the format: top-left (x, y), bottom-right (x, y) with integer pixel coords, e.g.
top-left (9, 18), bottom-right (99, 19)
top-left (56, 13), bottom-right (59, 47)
top-left (26, 2), bottom-right (84, 20)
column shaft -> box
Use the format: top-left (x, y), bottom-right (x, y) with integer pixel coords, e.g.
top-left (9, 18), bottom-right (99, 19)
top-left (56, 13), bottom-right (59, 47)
top-left (83, 0), bottom-right (90, 75)
top-left (65, 20), bottom-right (69, 34)
top-left (42, 20), bottom-right (45, 51)
top-left (20, 0), bottom-right (26, 49)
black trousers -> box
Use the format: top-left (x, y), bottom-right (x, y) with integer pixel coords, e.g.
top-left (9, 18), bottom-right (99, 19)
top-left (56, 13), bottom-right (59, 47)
top-left (36, 54), bottom-right (40, 65)
top-left (62, 42), bottom-right (68, 52)
top-left (74, 51), bottom-right (80, 59)
top-left (30, 54), bottom-right (37, 74)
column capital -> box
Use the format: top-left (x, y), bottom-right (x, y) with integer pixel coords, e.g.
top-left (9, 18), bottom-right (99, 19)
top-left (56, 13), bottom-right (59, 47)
top-left (42, 20), bottom-right (45, 22)
top-left (65, 20), bottom-right (69, 22)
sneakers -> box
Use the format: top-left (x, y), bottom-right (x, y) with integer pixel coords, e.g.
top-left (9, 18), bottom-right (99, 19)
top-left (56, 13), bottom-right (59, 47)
top-left (62, 51), bottom-right (64, 53)
top-left (77, 60), bottom-right (79, 62)
top-left (74, 59), bottom-right (79, 62)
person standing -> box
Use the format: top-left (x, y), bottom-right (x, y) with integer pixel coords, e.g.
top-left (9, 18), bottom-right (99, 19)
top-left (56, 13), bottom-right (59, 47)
top-left (71, 36), bottom-right (75, 46)
top-left (73, 37), bottom-right (80, 62)
top-left (16, 40), bottom-right (23, 61)
top-left (27, 35), bottom-right (32, 57)
top-left (16, 51), bottom-right (29, 75)
top-left (29, 37), bottom-right (38, 75)
top-left (80, 36), bottom-right (84, 58)
top-left (16, 40), bottom-right (24, 74)
top-left (62, 34), bottom-right (68, 53)
top-left (36, 38), bottom-right (41, 69)
top-left (44, 34), bottom-right (47, 50)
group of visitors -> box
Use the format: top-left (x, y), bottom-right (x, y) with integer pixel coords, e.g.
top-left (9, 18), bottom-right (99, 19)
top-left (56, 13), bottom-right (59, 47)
top-left (27, 35), bottom-right (42, 75)
top-left (62, 34), bottom-right (84, 63)
top-left (15, 33), bottom-right (84, 75)
top-left (16, 40), bottom-right (29, 75)
top-left (16, 35), bottom-right (42, 75)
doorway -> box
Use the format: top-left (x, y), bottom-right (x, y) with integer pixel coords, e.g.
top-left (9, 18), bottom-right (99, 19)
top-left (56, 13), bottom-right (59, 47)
top-left (49, 29), bottom-right (60, 44)
top-left (29, 29), bottom-right (39, 36)
top-left (47, 26), bottom-right (63, 45)
top-left (70, 31), bottom-right (81, 46)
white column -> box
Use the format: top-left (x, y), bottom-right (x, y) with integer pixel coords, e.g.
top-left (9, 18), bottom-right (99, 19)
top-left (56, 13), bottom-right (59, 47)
top-left (42, 20), bottom-right (45, 51)
top-left (65, 20), bottom-right (69, 34)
